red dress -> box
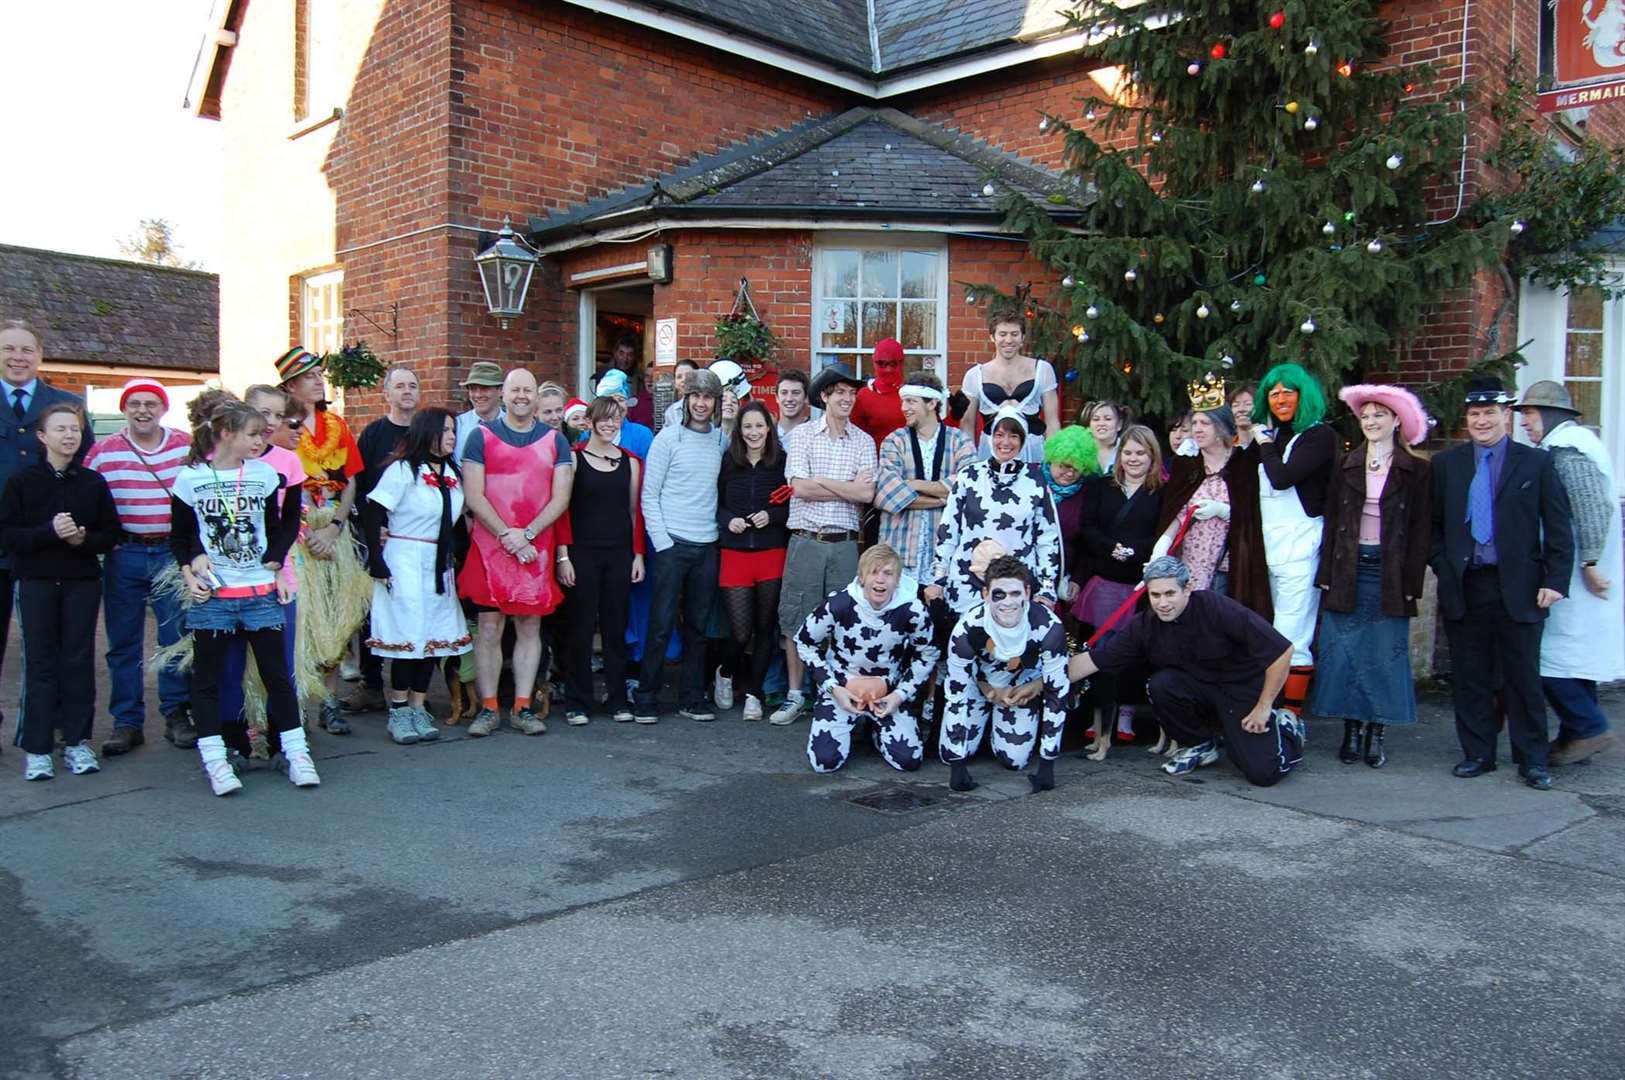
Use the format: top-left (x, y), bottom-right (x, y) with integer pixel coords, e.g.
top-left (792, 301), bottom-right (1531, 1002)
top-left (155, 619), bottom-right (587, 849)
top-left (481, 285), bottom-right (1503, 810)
top-left (457, 428), bottom-right (565, 617)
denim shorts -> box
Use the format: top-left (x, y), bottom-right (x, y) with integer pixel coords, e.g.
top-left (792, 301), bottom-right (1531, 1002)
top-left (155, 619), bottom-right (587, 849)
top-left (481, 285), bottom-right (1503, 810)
top-left (186, 593), bottom-right (285, 633)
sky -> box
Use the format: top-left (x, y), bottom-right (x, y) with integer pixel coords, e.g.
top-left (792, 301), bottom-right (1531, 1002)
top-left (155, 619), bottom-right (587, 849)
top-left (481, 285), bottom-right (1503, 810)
top-left (0, 2), bottom-right (224, 270)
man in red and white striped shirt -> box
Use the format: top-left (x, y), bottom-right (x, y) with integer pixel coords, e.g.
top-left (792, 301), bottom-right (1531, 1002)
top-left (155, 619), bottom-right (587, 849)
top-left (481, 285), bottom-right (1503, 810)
top-left (83, 378), bottom-right (195, 755)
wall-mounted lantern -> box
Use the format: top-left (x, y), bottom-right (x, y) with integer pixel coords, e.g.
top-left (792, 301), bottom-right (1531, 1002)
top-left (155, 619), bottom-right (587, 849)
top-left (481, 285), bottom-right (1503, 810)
top-left (475, 216), bottom-right (539, 329)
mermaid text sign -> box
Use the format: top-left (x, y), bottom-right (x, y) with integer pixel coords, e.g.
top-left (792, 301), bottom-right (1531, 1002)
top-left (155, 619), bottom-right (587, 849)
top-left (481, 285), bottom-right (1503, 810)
top-left (1541, 0), bottom-right (1625, 111)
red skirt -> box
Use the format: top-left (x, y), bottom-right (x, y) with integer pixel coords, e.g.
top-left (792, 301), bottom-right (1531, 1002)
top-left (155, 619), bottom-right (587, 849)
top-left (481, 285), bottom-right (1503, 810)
top-left (719, 546), bottom-right (787, 588)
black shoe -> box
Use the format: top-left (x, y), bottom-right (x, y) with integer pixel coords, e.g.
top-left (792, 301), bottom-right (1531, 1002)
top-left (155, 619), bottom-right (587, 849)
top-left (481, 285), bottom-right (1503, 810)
top-left (101, 727), bottom-right (145, 756)
top-left (1521, 766), bottom-right (1553, 791)
top-left (1339, 721), bottom-right (1363, 764)
top-left (1363, 724), bottom-right (1387, 769)
top-left (1452, 758), bottom-right (1497, 778)
top-left (164, 708), bottom-right (198, 750)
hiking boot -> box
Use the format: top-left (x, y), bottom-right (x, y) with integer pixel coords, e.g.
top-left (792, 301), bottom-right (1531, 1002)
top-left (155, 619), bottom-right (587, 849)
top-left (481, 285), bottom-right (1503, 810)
top-left (510, 707), bottom-right (547, 736)
top-left (386, 706), bottom-right (421, 745)
top-left (412, 707), bottom-right (440, 741)
top-left (1551, 732), bottom-right (1615, 766)
top-left (164, 709), bottom-right (198, 749)
top-left (343, 685), bottom-right (386, 713)
top-left (101, 727), bottom-right (144, 756)
top-left (467, 708), bottom-right (501, 738)
top-left (24, 753), bottom-right (54, 781)
top-left (1162, 740), bottom-right (1220, 776)
top-left (768, 695), bottom-right (806, 726)
top-left (321, 698), bottom-right (351, 735)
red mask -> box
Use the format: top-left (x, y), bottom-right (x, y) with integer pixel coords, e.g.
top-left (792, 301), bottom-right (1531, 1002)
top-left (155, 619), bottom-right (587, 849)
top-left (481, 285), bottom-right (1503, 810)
top-left (873, 356), bottom-right (903, 394)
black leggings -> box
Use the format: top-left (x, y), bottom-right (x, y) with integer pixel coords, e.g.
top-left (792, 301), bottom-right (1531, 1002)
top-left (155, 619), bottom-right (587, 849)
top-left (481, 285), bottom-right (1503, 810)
top-left (193, 628), bottom-right (298, 740)
top-left (722, 579), bottom-right (781, 698)
top-left (390, 657), bottom-right (436, 696)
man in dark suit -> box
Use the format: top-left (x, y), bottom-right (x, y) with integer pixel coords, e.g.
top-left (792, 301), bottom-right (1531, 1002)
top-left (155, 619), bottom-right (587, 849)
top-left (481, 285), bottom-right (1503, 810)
top-left (0, 322), bottom-right (94, 750)
top-left (1430, 377), bottom-right (1573, 789)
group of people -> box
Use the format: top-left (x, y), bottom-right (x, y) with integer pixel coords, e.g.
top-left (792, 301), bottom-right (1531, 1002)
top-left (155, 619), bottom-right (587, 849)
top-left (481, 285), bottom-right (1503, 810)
top-left (1, 304), bottom-right (1618, 796)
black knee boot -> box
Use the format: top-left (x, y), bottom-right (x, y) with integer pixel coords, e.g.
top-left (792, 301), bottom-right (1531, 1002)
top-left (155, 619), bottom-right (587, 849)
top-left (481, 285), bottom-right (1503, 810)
top-left (1029, 757), bottom-right (1055, 793)
top-left (949, 760), bottom-right (978, 792)
top-left (1339, 721), bottom-right (1364, 764)
top-left (1363, 723), bottom-right (1387, 768)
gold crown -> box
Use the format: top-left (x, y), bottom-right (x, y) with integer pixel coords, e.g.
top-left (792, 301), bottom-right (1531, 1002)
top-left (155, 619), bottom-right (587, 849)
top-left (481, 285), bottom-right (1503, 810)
top-left (1188, 373), bottom-right (1225, 411)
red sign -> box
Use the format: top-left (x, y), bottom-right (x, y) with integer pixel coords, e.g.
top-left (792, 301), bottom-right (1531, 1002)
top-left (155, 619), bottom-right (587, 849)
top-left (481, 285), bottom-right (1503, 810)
top-left (1540, 0), bottom-right (1625, 111)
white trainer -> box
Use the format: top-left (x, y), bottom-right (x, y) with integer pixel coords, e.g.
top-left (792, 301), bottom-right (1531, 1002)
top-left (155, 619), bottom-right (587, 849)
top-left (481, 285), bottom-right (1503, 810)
top-left (284, 752), bottom-right (321, 788)
top-left (714, 668), bottom-right (734, 711)
top-left (24, 753), bottom-right (54, 781)
top-left (742, 694), bottom-right (763, 722)
top-left (204, 759), bottom-right (243, 796)
top-left (768, 695), bottom-right (805, 726)
top-left (63, 742), bottom-right (101, 775)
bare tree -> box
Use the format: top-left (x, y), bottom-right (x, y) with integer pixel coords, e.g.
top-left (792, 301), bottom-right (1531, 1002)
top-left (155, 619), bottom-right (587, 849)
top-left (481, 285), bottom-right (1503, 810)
top-left (116, 218), bottom-right (202, 270)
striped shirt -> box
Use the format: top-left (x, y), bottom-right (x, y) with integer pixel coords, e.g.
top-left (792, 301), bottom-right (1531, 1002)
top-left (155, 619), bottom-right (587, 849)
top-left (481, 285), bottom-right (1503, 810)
top-left (83, 428), bottom-right (191, 537)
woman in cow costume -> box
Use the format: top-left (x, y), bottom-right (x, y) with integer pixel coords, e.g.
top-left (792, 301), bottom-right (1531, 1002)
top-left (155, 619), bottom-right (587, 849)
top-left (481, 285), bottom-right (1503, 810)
top-left (938, 556), bottom-right (1070, 794)
top-left (794, 543), bottom-right (939, 773)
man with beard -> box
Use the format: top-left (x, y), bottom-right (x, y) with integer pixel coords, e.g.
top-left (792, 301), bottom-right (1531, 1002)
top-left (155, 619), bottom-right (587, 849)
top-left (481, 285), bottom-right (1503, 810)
top-left (794, 544), bottom-right (937, 772)
top-left (938, 557), bottom-right (1070, 793)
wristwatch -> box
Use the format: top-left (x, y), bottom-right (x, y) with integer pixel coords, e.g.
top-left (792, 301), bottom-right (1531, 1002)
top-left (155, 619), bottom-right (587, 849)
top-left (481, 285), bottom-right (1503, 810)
top-left (523, 527), bottom-right (536, 542)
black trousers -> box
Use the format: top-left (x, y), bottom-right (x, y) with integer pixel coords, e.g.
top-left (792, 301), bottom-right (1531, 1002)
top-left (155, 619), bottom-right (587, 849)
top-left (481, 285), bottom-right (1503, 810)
top-left (0, 565), bottom-right (12, 710)
top-left (193, 628), bottom-right (300, 741)
top-left (1443, 566), bottom-right (1549, 768)
top-left (563, 545), bottom-right (632, 713)
top-left (360, 616), bottom-right (386, 690)
top-left (1148, 668), bottom-right (1300, 787)
top-left (15, 578), bottom-right (100, 754)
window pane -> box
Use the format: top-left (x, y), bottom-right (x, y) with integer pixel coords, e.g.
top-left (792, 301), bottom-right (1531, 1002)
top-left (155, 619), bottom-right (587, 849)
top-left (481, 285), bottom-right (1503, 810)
top-left (900, 301), bottom-right (937, 349)
top-left (1567, 379), bottom-right (1602, 421)
top-left (862, 301), bottom-right (897, 347)
top-left (819, 301), bottom-right (857, 349)
top-left (1568, 288), bottom-right (1604, 331)
top-left (1566, 331), bottom-right (1603, 377)
top-left (900, 250), bottom-right (939, 299)
top-left (862, 250), bottom-right (898, 298)
top-left (823, 251), bottom-right (859, 298)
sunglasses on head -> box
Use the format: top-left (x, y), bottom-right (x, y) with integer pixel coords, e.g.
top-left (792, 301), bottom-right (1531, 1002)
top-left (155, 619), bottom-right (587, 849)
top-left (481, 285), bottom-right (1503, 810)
top-left (989, 587), bottom-right (1025, 602)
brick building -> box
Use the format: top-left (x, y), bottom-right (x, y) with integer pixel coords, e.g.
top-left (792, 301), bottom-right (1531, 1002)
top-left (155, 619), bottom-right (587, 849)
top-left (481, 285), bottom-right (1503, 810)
top-left (187, 0), bottom-right (1623, 480)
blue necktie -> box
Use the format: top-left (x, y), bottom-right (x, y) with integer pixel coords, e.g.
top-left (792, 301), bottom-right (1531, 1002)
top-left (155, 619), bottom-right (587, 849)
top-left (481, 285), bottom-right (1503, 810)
top-left (1467, 446), bottom-right (1493, 545)
top-left (10, 388), bottom-right (24, 420)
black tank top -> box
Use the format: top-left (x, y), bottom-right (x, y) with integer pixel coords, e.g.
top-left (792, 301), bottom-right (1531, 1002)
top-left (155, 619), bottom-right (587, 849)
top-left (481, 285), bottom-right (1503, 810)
top-left (571, 447), bottom-right (632, 548)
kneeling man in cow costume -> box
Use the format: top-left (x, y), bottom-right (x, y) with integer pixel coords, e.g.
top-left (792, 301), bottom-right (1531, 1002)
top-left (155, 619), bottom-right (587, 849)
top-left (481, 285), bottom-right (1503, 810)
top-left (795, 543), bottom-right (939, 773)
top-left (939, 556), bottom-right (1070, 793)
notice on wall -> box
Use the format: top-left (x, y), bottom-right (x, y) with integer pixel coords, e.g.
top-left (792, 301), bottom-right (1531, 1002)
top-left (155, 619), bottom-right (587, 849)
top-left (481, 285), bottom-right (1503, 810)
top-left (820, 301), bottom-right (847, 335)
top-left (654, 317), bottom-right (678, 367)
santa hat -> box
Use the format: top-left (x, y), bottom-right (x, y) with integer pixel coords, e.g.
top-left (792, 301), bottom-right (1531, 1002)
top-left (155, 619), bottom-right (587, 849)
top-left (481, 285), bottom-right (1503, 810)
top-left (563, 397), bottom-right (590, 421)
top-left (118, 377), bottom-right (169, 412)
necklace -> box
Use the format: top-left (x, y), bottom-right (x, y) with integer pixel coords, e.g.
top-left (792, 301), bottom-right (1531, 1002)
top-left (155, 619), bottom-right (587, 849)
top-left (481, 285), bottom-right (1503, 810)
top-left (208, 460), bottom-right (248, 528)
top-left (1367, 447), bottom-right (1393, 472)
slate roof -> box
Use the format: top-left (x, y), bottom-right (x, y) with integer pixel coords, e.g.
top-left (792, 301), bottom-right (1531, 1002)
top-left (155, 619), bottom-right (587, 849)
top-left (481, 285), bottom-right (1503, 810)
top-left (528, 107), bottom-right (1087, 246)
top-left (644, 0), bottom-right (1082, 75)
top-left (0, 245), bottom-right (219, 372)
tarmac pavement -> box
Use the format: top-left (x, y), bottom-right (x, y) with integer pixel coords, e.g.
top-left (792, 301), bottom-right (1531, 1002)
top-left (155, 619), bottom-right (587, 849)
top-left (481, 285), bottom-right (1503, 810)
top-left (3, 624), bottom-right (1623, 1079)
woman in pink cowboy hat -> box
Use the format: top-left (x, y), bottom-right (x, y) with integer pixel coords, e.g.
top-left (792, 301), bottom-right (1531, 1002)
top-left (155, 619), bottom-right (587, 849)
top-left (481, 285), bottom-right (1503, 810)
top-left (1308, 383), bottom-right (1432, 768)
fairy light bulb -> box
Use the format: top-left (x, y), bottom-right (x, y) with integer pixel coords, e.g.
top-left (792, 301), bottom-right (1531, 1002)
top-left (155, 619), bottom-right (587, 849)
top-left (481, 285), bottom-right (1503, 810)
top-left (1039, 116), bottom-right (1050, 131)
top-left (1385, 154), bottom-right (1404, 170)
top-left (1300, 317), bottom-right (1317, 334)
top-left (1322, 221), bottom-right (1336, 236)
top-left (1086, 304), bottom-right (1099, 319)
top-left (1367, 238), bottom-right (1384, 254)
top-left (1188, 62), bottom-right (1202, 76)
top-left (1062, 274), bottom-right (1075, 287)
top-left (1230, 300), bottom-right (1243, 313)
top-left (1510, 219), bottom-right (1526, 236)
top-left (1305, 38), bottom-right (1320, 56)
top-left (1251, 178), bottom-right (1267, 194)
top-left (1123, 268), bottom-right (1138, 282)
top-left (1196, 304), bottom-right (1211, 319)
top-left (1304, 116), bottom-right (1319, 131)
top-left (982, 182), bottom-right (996, 196)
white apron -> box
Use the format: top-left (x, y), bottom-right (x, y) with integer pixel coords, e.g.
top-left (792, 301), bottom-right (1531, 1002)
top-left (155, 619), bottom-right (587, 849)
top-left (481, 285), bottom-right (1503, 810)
top-left (366, 461), bottom-right (473, 660)
top-left (1539, 421), bottom-right (1625, 681)
top-left (1259, 430), bottom-right (1323, 666)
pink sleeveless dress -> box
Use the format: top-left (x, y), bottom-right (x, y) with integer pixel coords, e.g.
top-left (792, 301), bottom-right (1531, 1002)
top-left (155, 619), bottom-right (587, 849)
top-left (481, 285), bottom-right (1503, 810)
top-left (456, 429), bottom-right (563, 616)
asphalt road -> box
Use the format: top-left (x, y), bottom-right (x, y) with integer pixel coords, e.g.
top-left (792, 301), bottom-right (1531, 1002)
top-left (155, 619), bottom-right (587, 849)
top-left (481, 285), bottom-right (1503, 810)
top-left (3, 626), bottom-right (1623, 1080)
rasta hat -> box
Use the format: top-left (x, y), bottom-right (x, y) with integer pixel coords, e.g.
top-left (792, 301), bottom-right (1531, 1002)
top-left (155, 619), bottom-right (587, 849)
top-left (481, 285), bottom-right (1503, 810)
top-left (275, 347), bottom-right (324, 384)
top-left (1339, 383), bottom-right (1431, 446)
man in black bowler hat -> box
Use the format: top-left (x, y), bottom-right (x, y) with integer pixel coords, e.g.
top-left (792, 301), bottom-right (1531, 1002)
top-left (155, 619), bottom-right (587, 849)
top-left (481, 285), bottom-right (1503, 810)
top-left (1429, 377), bottom-right (1573, 789)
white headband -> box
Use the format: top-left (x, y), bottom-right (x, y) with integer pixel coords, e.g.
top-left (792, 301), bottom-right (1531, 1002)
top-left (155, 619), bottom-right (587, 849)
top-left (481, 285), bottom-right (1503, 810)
top-left (899, 384), bottom-right (945, 402)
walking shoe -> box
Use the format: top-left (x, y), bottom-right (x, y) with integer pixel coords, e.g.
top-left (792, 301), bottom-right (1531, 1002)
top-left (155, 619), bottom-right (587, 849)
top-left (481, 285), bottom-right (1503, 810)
top-left (1551, 732), bottom-right (1616, 766)
top-left (680, 705), bottom-right (716, 722)
top-left (768, 695), bottom-right (806, 726)
top-left (203, 759), bottom-right (243, 796)
top-left (283, 751), bottom-right (321, 788)
top-left (633, 708), bottom-right (659, 725)
top-left (163, 708), bottom-right (198, 749)
top-left (510, 707), bottom-right (547, 735)
top-left (386, 706), bottom-right (421, 745)
top-left (101, 727), bottom-right (145, 756)
top-left (612, 707), bottom-right (635, 723)
top-left (24, 753), bottom-right (53, 781)
top-left (63, 742), bottom-right (101, 776)
top-left (1274, 709), bottom-right (1306, 747)
top-left (713, 668), bottom-right (734, 711)
top-left (742, 694), bottom-right (764, 722)
top-left (321, 698), bottom-right (351, 735)
top-left (343, 684), bottom-right (386, 713)
top-left (467, 708), bottom-right (501, 737)
top-left (1162, 740), bottom-right (1220, 776)
top-left (564, 710), bottom-right (589, 726)
top-left (412, 707), bottom-right (440, 741)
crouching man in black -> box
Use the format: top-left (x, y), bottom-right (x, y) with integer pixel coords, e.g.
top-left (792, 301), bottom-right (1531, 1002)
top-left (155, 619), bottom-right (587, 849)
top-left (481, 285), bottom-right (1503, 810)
top-left (939, 556), bottom-right (1070, 793)
top-left (1069, 555), bottom-right (1305, 786)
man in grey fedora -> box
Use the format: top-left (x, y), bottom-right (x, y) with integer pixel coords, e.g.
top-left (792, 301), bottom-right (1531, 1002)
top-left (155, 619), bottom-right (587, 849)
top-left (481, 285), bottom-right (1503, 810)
top-left (455, 361), bottom-right (506, 465)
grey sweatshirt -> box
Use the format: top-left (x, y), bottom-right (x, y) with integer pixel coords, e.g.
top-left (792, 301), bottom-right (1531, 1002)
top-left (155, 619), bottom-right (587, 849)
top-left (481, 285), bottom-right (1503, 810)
top-left (641, 420), bottom-right (727, 550)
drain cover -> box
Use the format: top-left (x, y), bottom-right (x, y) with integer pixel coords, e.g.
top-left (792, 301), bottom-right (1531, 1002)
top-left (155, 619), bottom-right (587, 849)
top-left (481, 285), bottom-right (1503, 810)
top-left (848, 786), bottom-right (945, 814)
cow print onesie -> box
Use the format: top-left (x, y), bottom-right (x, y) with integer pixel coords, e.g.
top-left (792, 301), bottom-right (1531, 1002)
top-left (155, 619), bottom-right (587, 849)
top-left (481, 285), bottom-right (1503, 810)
top-left (931, 458), bottom-right (1063, 616)
top-left (939, 599), bottom-right (1070, 773)
top-left (795, 580), bottom-right (940, 773)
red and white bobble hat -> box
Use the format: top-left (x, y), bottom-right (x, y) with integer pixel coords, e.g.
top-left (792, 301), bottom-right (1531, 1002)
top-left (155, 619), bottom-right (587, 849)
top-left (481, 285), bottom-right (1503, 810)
top-left (118, 377), bottom-right (170, 412)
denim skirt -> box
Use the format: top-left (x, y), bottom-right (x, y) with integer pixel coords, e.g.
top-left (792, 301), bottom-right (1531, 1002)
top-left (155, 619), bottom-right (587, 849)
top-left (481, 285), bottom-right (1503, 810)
top-left (187, 593), bottom-right (285, 633)
top-left (1307, 546), bottom-right (1416, 725)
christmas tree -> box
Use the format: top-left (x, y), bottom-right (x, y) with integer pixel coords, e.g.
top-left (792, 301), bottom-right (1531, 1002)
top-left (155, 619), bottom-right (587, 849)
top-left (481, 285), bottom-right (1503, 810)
top-left (986, 0), bottom-right (1520, 418)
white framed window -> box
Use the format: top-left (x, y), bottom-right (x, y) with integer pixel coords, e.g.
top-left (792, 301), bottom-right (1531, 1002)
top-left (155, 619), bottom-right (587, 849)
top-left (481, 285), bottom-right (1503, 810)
top-left (812, 238), bottom-right (947, 378)
top-left (300, 269), bottom-right (344, 356)
top-left (1516, 274), bottom-right (1624, 493)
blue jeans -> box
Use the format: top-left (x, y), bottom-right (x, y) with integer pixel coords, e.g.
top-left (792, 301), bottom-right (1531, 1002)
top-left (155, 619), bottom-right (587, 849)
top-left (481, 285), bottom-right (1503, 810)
top-left (636, 540), bottom-right (718, 710)
top-left (1542, 677), bottom-right (1611, 742)
top-left (103, 544), bottom-right (189, 730)
top-left (221, 599), bottom-right (298, 727)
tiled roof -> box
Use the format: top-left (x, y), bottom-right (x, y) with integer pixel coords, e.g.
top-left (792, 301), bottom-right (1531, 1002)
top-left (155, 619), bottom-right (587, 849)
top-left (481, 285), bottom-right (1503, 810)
top-left (529, 107), bottom-right (1086, 245)
top-left (643, 0), bottom-right (1081, 74)
top-left (0, 244), bottom-right (219, 372)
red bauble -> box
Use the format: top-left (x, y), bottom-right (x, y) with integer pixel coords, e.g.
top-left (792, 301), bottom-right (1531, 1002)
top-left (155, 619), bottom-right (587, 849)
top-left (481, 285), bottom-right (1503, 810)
top-left (1269, 10), bottom-right (1286, 29)
top-left (1210, 42), bottom-right (1227, 59)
